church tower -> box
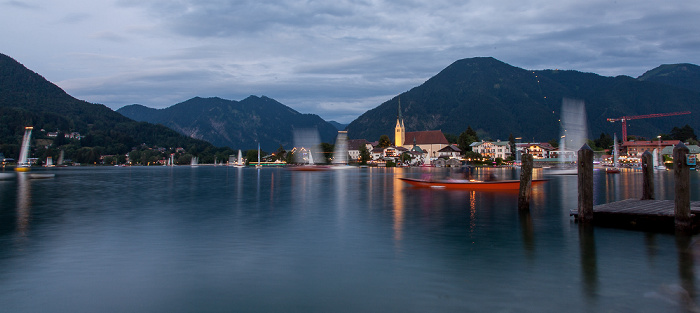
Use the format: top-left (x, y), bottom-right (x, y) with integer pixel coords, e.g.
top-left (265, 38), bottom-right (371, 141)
top-left (394, 98), bottom-right (405, 147)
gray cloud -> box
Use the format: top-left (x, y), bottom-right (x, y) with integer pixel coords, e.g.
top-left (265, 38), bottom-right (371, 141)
top-left (3, 0), bottom-right (700, 123)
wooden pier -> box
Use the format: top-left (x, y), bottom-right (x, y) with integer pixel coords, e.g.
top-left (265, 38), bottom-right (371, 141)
top-left (570, 199), bottom-right (700, 232)
top-left (573, 145), bottom-right (698, 233)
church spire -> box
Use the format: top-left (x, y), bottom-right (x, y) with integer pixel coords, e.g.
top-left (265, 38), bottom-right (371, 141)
top-left (394, 97), bottom-right (405, 147)
top-left (397, 97), bottom-right (403, 120)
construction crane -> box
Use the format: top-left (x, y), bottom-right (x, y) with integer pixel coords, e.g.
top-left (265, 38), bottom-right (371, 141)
top-left (607, 111), bottom-right (691, 142)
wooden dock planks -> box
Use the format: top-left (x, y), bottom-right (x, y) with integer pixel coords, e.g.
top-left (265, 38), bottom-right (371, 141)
top-left (570, 199), bottom-right (700, 232)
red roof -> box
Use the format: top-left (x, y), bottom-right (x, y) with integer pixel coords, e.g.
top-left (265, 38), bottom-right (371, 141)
top-left (621, 140), bottom-right (680, 147)
top-left (405, 131), bottom-right (448, 145)
top-left (347, 139), bottom-right (368, 150)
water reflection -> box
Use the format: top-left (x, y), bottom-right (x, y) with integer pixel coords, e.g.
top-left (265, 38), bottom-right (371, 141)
top-left (469, 191), bottom-right (476, 234)
top-left (578, 224), bottom-right (598, 301)
top-left (392, 169), bottom-right (404, 243)
top-left (1, 167), bottom-right (698, 312)
top-left (16, 172), bottom-right (31, 237)
top-left (334, 169), bottom-right (348, 226)
top-left (676, 235), bottom-right (696, 308)
top-left (519, 210), bottom-right (535, 261)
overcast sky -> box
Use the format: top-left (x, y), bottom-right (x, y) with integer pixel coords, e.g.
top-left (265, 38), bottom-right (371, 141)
top-left (2, 0), bottom-right (699, 123)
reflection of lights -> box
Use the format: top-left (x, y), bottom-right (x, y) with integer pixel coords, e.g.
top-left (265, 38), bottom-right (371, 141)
top-left (393, 171), bottom-right (404, 243)
top-left (17, 173), bottom-right (31, 237)
top-left (469, 191), bottom-right (476, 234)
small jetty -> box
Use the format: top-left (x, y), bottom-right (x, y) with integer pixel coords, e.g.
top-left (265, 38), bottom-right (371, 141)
top-left (570, 199), bottom-right (700, 232)
top-left (573, 143), bottom-right (698, 233)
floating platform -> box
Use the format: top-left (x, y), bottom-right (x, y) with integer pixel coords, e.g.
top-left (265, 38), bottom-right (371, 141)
top-left (570, 199), bottom-right (700, 233)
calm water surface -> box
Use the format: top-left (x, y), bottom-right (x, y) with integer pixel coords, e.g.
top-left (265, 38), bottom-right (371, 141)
top-left (1, 166), bottom-right (699, 312)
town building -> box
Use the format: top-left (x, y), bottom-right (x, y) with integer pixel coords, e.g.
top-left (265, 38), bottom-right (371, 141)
top-left (347, 139), bottom-right (372, 162)
top-left (437, 144), bottom-right (462, 158)
top-left (515, 143), bottom-right (556, 159)
top-left (660, 144), bottom-right (700, 157)
top-left (470, 140), bottom-right (512, 159)
top-left (622, 140), bottom-right (681, 158)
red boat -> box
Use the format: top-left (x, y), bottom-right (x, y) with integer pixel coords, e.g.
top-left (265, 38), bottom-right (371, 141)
top-left (398, 177), bottom-right (547, 190)
top-left (287, 165), bottom-right (330, 171)
top-left (605, 167), bottom-right (620, 174)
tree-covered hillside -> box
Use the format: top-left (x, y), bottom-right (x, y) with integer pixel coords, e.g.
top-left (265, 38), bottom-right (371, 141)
top-left (0, 53), bottom-right (223, 164)
top-left (118, 96), bottom-right (339, 152)
top-left (346, 57), bottom-right (699, 143)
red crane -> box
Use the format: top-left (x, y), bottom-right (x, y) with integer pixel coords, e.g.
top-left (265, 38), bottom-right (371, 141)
top-left (607, 111), bottom-right (691, 142)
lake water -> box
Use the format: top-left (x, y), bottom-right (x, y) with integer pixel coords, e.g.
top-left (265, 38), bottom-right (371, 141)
top-left (1, 166), bottom-right (699, 312)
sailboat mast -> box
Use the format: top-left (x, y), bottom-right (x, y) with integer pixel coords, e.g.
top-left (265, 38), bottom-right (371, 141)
top-left (613, 133), bottom-right (619, 168)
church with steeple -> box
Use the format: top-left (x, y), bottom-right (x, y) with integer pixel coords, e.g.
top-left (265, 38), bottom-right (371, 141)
top-left (393, 98), bottom-right (449, 163)
top-left (395, 98), bottom-right (405, 147)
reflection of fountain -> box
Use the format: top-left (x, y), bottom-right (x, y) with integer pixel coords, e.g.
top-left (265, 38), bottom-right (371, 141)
top-left (579, 224), bottom-right (598, 300)
top-left (16, 172), bottom-right (31, 236)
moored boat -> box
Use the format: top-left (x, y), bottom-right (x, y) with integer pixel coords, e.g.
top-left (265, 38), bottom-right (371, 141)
top-left (605, 167), bottom-right (621, 174)
top-left (398, 177), bottom-right (547, 190)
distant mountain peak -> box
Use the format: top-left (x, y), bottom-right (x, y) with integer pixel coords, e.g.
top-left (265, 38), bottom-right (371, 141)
top-left (118, 95), bottom-right (338, 150)
top-left (638, 63), bottom-right (700, 93)
top-left (346, 57), bottom-right (699, 142)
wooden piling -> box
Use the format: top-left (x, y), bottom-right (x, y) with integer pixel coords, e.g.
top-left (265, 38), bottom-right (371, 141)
top-left (641, 151), bottom-right (654, 200)
top-left (518, 154), bottom-right (534, 211)
top-left (674, 143), bottom-right (691, 232)
top-left (578, 144), bottom-right (594, 223)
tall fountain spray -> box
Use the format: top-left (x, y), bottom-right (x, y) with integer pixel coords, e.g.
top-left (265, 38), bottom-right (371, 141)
top-left (293, 128), bottom-right (322, 165)
top-left (559, 99), bottom-right (588, 163)
top-left (332, 131), bottom-right (348, 165)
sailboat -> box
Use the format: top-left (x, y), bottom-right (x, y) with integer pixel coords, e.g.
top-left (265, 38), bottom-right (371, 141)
top-left (191, 156), bottom-right (199, 167)
top-left (606, 133), bottom-right (621, 174)
top-left (255, 143), bottom-right (263, 168)
top-left (15, 126), bottom-right (33, 172)
top-left (288, 148), bottom-right (329, 171)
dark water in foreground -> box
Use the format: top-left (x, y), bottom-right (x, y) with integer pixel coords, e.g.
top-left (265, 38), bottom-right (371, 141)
top-left (1, 166), bottom-right (699, 312)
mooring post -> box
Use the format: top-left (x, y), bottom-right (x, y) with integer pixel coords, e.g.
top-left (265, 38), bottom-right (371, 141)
top-left (641, 151), bottom-right (654, 200)
top-left (673, 143), bottom-right (691, 232)
top-left (518, 153), bottom-right (534, 211)
top-left (578, 144), bottom-right (594, 223)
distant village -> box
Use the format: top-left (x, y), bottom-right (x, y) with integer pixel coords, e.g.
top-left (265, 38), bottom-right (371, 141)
top-left (3, 106), bottom-right (699, 170)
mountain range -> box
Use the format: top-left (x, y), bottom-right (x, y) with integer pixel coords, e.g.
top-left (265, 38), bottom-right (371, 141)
top-left (118, 96), bottom-right (339, 152)
top-left (346, 57), bottom-right (699, 142)
top-left (2, 51), bottom-right (700, 158)
top-left (0, 53), bottom-right (216, 162)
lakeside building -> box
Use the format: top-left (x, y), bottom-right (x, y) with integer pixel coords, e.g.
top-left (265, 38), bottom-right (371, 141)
top-left (347, 139), bottom-right (372, 162)
top-left (660, 144), bottom-right (700, 157)
top-left (515, 143), bottom-right (556, 159)
top-left (437, 144), bottom-right (462, 158)
top-left (621, 140), bottom-right (681, 158)
top-left (470, 140), bottom-right (512, 159)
